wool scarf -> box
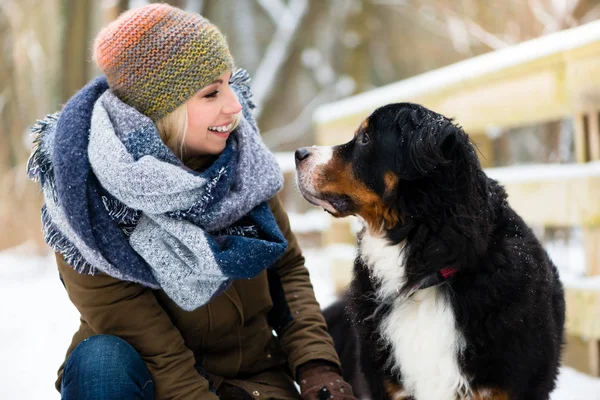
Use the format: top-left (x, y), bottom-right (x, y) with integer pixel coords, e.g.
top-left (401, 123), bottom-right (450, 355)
top-left (27, 70), bottom-right (287, 311)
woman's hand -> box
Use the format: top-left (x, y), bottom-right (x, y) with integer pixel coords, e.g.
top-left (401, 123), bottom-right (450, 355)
top-left (297, 360), bottom-right (356, 400)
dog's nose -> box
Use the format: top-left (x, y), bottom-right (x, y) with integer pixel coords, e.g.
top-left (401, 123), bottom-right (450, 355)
top-left (295, 147), bottom-right (311, 165)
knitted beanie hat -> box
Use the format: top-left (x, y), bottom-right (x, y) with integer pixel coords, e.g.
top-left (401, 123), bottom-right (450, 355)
top-left (93, 3), bottom-right (234, 121)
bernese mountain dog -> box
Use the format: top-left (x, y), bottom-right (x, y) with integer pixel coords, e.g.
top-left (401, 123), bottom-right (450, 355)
top-left (295, 103), bottom-right (565, 400)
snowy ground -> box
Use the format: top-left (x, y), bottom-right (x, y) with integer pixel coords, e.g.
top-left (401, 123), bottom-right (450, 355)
top-left (1, 249), bottom-right (600, 399)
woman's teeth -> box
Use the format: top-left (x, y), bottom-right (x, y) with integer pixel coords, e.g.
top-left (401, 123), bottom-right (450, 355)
top-left (208, 123), bottom-right (233, 133)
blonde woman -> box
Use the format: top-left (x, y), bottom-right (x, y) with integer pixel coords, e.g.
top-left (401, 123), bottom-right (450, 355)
top-left (27, 4), bottom-right (354, 400)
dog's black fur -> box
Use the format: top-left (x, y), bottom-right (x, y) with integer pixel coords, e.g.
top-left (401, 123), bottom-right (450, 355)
top-left (301, 103), bottom-right (565, 399)
top-left (322, 300), bottom-right (371, 399)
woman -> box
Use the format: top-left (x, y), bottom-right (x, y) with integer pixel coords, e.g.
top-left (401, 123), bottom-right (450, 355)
top-left (27, 4), bottom-right (354, 400)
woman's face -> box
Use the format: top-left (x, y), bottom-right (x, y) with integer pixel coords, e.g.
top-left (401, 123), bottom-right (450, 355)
top-left (183, 71), bottom-right (242, 156)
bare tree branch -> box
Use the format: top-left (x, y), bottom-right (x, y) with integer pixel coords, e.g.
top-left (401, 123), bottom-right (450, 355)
top-left (263, 71), bottom-right (354, 149)
top-left (581, 3), bottom-right (600, 23)
top-left (444, 14), bottom-right (472, 54)
top-left (376, 2), bottom-right (454, 41)
top-left (256, 0), bottom-right (286, 24)
top-left (262, 88), bottom-right (333, 149)
top-left (440, 5), bottom-right (511, 50)
top-left (549, 0), bottom-right (580, 19)
top-left (529, 0), bottom-right (559, 32)
top-left (378, 1), bottom-right (508, 52)
top-left (234, 0), bottom-right (260, 71)
top-left (461, 16), bottom-right (511, 49)
top-left (252, 0), bottom-right (309, 119)
top-left (555, 0), bottom-right (582, 28)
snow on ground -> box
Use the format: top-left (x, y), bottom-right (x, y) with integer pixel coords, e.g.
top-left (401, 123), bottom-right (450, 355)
top-left (0, 251), bottom-right (79, 399)
top-left (1, 249), bottom-right (600, 399)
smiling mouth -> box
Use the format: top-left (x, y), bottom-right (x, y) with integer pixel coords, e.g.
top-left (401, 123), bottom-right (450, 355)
top-left (208, 122), bottom-right (234, 134)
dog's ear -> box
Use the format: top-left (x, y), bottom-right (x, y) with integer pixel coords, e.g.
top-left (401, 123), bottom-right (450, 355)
top-left (438, 121), bottom-right (481, 180)
top-left (437, 120), bottom-right (465, 159)
top-left (395, 107), bottom-right (449, 179)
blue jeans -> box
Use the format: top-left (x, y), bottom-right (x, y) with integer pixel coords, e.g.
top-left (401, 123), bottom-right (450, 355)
top-left (61, 334), bottom-right (154, 399)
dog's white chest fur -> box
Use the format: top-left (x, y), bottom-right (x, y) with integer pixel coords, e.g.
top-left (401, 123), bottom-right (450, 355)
top-left (359, 231), bottom-right (470, 400)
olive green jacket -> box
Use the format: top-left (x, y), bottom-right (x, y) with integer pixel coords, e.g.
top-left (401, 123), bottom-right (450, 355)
top-left (55, 195), bottom-right (340, 399)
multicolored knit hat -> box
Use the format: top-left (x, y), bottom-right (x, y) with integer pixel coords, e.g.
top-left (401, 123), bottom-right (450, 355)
top-left (93, 3), bottom-right (234, 121)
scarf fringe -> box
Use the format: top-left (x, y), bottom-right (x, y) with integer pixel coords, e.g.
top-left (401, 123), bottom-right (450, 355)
top-left (101, 195), bottom-right (141, 226)
top-left (27, 113), bottom-right (60, 200)
top-left (230, 69), bottom-right (255, 110)
top-left (41, 205), bottom-right (99, 275)
top-left (214, 225), bottom-right (259, 238)
top-left (29, 114), bottom-right (97, 273)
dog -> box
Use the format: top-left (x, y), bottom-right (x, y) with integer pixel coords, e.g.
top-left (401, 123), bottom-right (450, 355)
top-left (295, 103), bottom-right (565, 400)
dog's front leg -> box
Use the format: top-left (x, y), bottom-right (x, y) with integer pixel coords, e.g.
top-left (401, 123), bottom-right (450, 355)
top-left (348, 259), bottom-right (400, 400)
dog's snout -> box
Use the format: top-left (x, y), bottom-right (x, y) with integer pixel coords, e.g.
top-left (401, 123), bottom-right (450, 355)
top-left (295, 147), bottom-right (311, 165)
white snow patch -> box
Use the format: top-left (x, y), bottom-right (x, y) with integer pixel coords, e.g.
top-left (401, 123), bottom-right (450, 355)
top-left (0, 251), bottom-right (80, 400)
top-left (560, 273), bottom-right (600, 290)
top-left (485, 162), bottom-right (600, 184)
top-left (552, 366), bottom-right (600, 400)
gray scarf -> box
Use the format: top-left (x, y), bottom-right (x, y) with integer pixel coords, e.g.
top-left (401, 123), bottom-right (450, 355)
top-left (28, 72), bottom-right (287, 311)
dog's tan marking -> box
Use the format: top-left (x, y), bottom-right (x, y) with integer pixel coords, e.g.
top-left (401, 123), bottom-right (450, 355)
top-left (356, 118), bottom-right (369, 136)
top-left (315, 159), bottom-right (400, 232)
top-left (384, 171), bottom-right (398, 193)
top-left (473, 388), bottom-right (510, 400)
top-left (383, 171), bottom-right (402, 227)
top-left (384, 379), bottom-right (410, 400)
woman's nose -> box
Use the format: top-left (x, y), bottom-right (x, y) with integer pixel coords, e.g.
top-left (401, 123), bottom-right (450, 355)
top-left (223, 91), bottom-right (242, 115)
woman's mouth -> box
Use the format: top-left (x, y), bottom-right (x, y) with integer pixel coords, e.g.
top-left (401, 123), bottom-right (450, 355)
top-left (208, 122), bottom-right (234, 138)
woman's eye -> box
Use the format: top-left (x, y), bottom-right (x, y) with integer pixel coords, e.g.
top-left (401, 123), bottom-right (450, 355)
top-left (204, 90), bottom-right (219, 99)
top-left (361, 132), bottom-right (371, 144)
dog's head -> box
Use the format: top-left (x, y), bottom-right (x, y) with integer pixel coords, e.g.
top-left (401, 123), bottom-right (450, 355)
top-left (295, 103), bottom-right (487, 238)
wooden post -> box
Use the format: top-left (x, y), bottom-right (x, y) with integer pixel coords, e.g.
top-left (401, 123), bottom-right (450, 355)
top-left (575, 109), bottom-right (600, 376)
top-left (573, 113), bottom-right (588, 163)
top-left (583, 227), bottom-right (600, 276)
top-left (588, 110), bottom-right (600, 161)
top-left (590, 340), bottom-right (600, 377)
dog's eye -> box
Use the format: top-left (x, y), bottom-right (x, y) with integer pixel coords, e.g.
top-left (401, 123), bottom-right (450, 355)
top-left (360, 132), bottom-right (371, 144)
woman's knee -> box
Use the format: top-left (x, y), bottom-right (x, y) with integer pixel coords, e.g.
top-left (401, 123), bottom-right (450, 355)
top-left (66, 335), bottom-right (144, 372)
top-left (62, 335), bottom-right (153, 399)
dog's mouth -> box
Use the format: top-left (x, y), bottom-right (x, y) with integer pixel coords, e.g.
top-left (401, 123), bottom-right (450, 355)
top-left (322, 193), bottom-right (354, 215)
top-left (297, 188), bottom-right (337, 215)
top-left (298, 187), bottom-right (353, 217)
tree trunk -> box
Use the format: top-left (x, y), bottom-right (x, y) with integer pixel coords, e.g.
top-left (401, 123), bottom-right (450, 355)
top-left (61, 0), bottom-right (93, 103)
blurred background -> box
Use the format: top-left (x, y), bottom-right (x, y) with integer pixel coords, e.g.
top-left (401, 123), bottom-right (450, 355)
top-left (1, 0), bottom-right (600, 398)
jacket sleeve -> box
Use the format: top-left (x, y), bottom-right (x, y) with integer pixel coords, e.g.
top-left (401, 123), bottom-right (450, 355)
top-left (56, 254), bottom-right (219, 400)
top-left (267, 195), bottom-right (341, 379)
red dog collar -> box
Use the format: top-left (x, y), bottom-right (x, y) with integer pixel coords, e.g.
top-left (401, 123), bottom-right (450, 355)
top-left (412, 266), bottom-right (458, 293)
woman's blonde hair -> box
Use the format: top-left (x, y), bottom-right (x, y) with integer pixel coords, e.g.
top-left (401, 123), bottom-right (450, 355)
top-left (156, 103), bottom-right (242, 170)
